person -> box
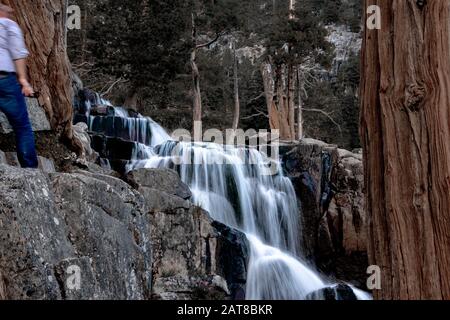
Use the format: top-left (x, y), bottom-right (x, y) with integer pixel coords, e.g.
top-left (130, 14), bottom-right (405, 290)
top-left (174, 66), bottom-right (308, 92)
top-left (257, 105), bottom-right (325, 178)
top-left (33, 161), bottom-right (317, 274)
top-left (0, 4), bottom-right (38, 168)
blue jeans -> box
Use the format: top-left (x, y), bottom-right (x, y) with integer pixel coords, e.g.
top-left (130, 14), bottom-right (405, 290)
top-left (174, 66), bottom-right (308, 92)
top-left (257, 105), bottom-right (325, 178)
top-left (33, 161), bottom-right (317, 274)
top-left (0, 74), bottom-right (38, 168)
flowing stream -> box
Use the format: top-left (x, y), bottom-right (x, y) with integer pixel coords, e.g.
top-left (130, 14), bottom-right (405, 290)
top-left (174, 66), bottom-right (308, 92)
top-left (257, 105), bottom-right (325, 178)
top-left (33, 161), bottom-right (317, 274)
top-left (83, 103), bottom-right (370, 300)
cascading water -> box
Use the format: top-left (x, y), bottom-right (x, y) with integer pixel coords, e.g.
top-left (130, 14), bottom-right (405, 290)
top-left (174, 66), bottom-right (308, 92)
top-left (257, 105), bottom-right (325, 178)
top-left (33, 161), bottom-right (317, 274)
top-left (76, 98), bottom-right (370, 300)
top-left (126, 128), bottom-right (370, 300)
top-left (130, 141), bottom-right (328, 299)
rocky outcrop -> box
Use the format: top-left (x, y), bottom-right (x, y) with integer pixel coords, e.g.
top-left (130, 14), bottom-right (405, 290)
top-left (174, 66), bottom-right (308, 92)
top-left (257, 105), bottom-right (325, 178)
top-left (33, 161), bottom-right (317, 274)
top-left (0, 165), bottom-right (152, 299)
top-left (0, 160), bottom-right (248, 300)
top-left (130, 168), bottom-right (247, 300)
top-left (306, 284), bottom-right (357, 301)
top-left (282, 138), bottom-right (367, 288)
top-left (0, 98), bottom-right (51, 134)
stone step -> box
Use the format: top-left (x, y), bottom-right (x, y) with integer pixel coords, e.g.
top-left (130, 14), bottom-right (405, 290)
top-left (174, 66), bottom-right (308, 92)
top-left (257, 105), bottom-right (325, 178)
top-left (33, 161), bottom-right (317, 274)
top-left (74, 114), bottom-right (153, 145)
top-left (91, 134), bottom-right (151, 161)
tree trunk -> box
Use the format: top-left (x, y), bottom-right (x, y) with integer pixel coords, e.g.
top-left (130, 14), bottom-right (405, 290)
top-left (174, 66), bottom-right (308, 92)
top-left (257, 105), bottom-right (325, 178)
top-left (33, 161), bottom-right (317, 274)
top-left (232, 41), bottom-right (240, 130)
top-left (361, 0), bottom-right (450, 300)
top-left (5, 0), bottom-right (81, 153)
top-left (124, 88), bottom-right (139, 111)
top-left (261, 61), bottom-right (294, 140)
top-left (191, 13), bottom-right (202, 124)
top-left (261, 62), bottom-right (280, 131)
top-left (297, 68), bottom-right (303, 140)
top-left (287, 63), bottom-right (296, 139)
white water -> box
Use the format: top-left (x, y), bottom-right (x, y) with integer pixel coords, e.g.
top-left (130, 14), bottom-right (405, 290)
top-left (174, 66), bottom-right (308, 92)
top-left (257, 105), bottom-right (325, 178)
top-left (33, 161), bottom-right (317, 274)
top-left (81, 102), bottom-right (370, 300)
top-left (126, 131), bottom-right (372, 300)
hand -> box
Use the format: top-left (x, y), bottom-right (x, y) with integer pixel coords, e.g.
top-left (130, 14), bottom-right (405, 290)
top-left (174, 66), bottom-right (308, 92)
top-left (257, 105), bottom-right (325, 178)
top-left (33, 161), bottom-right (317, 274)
top-left (18, 78), bottom-right (35, 97)
top-left (22, 84), bottom-right (35, 97)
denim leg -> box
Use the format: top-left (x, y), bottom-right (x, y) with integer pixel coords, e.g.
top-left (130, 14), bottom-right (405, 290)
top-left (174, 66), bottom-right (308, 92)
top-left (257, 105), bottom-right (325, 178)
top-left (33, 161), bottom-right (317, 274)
top-left (0, 75), bottom-right (38, 168)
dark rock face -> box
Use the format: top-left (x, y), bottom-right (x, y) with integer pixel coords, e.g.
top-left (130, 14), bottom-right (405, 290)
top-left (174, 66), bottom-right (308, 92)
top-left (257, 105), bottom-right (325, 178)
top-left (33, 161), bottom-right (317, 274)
top-left (0, 162), bottom-right (248, 300)
top-left (212, 221), bottom-right (249, 300)
top-left (132, 168), bottom-right (248, 300)
top-left (282, 139), bottom-right (368, 288)
top-left (306, 284), bottom-right (358, 301)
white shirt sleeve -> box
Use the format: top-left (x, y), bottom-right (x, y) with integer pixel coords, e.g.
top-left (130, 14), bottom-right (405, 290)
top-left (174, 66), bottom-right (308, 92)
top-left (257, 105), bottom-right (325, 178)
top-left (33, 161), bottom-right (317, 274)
top-left (7, 21), bottom-right (29, 60)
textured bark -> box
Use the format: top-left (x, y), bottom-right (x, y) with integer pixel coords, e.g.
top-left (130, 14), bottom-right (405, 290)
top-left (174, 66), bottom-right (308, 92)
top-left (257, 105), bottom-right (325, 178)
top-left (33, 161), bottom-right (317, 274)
top-left (232, 40), bottom-right (240, 130)
top-left (287, 63), bottom-right (296, 139)
top-left (4, 0), bottom-right (81, 153)
top-left (361, 0), bottom-right (450, 299)
top-left (191, 13), bottom-right (203, 124)
top-left (297, 68), bottom-right (303, 140)
top-left (261, 62), bottom-right (295, 140)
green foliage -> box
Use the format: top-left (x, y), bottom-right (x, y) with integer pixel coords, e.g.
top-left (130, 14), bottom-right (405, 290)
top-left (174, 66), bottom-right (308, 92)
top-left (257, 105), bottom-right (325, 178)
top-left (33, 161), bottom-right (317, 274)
top-left (68, 0), bottom-right (363, 148)
top-left (304, 52), bottom-right (361, 149)
top-left (89, 0), bottom-right (191, 89)
top-left (262, 0), bottom-right (333, 66)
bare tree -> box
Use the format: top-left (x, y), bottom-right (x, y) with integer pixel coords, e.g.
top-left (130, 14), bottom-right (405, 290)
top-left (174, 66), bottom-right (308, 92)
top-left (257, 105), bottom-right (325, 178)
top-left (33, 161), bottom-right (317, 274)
top-left (232, 40), bottom-right (240, 130)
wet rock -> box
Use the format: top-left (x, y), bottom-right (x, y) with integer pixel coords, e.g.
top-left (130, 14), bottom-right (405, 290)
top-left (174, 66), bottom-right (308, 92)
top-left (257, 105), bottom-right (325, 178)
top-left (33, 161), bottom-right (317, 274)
top-left (128, 168), bottom-right (192, 200)
top-left (212, 221), bottom-right (249, 300)
top-left (87, 115), bottom-right (152, 145)
top-left (282, 138), bottom-right (368, 288)
top-left (306, 284), bottom-right (357, 301)
top-left (137, 168), bottom-right (248, 300)
top-left (0, 98), bottom-right (51, 134)
top-left (91, 135), bottom-right (142, 163)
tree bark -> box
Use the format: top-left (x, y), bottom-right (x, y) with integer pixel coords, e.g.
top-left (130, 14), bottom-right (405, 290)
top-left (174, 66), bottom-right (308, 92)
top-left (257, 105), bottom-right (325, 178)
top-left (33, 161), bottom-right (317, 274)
top-left (5, 0), bottom-right (81, 153)
top-left (191, 13), bottom-right (202, 124)
top-left (297, 68), bottom-right (303, 139)
top-left (287, 62), bottom-right (296, 139)
top-left (232, 40), bottom-right (240, 130)
top-left (361, 0), bottom-right (450, 299)
top-left (261, 61), bottom-right (294, 140)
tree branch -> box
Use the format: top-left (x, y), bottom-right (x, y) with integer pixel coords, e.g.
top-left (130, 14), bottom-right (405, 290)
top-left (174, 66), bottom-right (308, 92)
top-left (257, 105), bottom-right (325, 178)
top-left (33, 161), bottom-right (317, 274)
top-left (302, 108), bottom-right (342, 132)
top-left (196, 32), bottom-right (222, 49)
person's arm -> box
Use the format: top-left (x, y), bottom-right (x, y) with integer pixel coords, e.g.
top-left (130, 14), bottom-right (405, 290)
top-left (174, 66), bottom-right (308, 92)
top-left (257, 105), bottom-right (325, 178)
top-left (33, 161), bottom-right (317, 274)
top-left (13, 58), bottom-right (34, 96)
top-left (7, 21), bottom-right (34, 97)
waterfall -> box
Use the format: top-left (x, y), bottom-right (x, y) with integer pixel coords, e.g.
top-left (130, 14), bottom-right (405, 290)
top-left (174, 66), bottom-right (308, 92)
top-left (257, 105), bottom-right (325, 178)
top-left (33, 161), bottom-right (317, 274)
top-left (77, 101), bottom-right (370, 300)
top-left (130, 140), bottom-right (329, 299)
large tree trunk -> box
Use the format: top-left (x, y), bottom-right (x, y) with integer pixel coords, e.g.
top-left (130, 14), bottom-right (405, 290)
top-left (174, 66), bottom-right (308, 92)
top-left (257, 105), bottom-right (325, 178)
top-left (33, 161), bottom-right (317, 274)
top-left (5, 0), bottom-right (81, 153)
top-left (361, 0), bottom-right (450, 299)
